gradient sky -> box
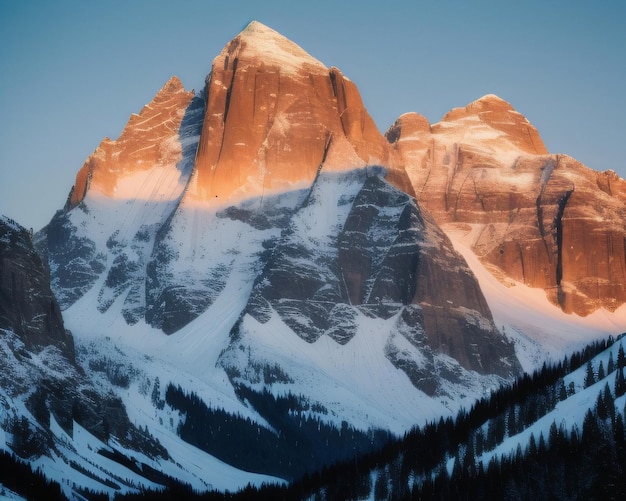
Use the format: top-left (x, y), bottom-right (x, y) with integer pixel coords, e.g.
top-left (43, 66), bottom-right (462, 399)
top-left (1, 0), bottom-right (625, 231)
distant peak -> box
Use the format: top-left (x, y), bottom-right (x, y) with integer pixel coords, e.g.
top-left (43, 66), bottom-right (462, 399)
top-left (440, 94), bottom-right (517, 123)
top-left (165, 75), bottom-right (183, 87)
top-left (476, 93), bottom-right (507, 103)
top-left (466, 93), bottom-right (515, 113)
top-left (436, 93), bottom-right (547, 155)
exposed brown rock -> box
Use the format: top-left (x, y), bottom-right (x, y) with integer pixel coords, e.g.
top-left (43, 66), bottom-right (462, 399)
top-left (68, 76), bottom-right (194, 207)
top-left (388, 95), bottom-right (626, 315)
top-left (188, 21), bottom-right (411, 204)
top-left (435, 94), bottom-right (547, 155)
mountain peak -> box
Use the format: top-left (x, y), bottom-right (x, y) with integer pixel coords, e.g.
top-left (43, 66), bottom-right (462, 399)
top-left (240, 20), bottom-right (278, 37)
top-left (435, 94), bottom-right (548, 155)
top-left (225, 20), bottom-right (327, 75)
top-left (160, 75), bottom-right (185, 93)
top-left (188, 22), bottom-right (406, 204)
top-left (441, 93), bottom-right (515, 121)
top-left (67, 75), bottom-right (195, 207)
top-left (475, 93), bottom-right (510, 105)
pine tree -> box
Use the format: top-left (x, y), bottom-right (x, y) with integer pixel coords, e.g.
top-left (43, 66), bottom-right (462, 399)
top-left (558, 379), bottom-right (567, 401)
top-left (506, 407), bottom-right (517, 437)
top-left (374, 467), bottom-right (389, 501)
top-left (603, 383), bottom-right (615, 422)
top-left (615, 367), bottom-right (626, 398)
top-left (463, 437), bottom-right (476, 476)
top-left (608, 352), bottom-right (615, 374)
top-left (584, 360), bottom-right (596, 388)
top-left (618, 343), bottom-right (626, 369)
top-left (597, 360), bottom-right (605, 381)
top-left (596, 390), bottom-right (608, 421)
top-left (151, 377), bottom-right (161, 407)
top-left (527, 432), bottom-right (537, 457)
top-left (549, 421), bottom-right (559, 448)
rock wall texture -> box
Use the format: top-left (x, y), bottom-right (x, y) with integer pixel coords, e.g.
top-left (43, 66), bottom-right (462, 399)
top-left (0, 217), bottom-right (74, 358)
top-left (68, 76), bottom-right (195, 207)
top-left (189, 21), bottom-right (412, 204)
top-left (388, 95), bottom-right (626, 315)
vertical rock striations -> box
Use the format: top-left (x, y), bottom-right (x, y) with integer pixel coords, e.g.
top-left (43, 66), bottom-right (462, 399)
top-left (388, 95), bottom-right (626, 315)
top-left (188, 21), bottom-right (411, 205)
top-left (68, 76), bottom-right (196, 207)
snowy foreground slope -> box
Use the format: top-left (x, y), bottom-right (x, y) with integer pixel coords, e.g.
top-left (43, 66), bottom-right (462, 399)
top-left (276, 334), bottom-right (626, 500)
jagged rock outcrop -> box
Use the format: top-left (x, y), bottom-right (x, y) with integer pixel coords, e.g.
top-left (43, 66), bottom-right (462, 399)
top-left (68, 76), bottom-right (196, 207)
top-left (0, 216), bottom-right (165, 457)
top-left (223, 168), bottom-right (520, 396)
top-left (388, 95), bottom-right (626, 315)
top-left (0, 216), bottom-right (73, 357)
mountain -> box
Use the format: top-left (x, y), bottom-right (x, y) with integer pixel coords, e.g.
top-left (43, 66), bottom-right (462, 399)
top-left (387, 95), bottom-right (626, 316)
top-left (36, 20), bottom-right (520, 428)
top-left (188, 21), bottom-right (412, 204)
top-left (2, 19), bottom-right (625, 498)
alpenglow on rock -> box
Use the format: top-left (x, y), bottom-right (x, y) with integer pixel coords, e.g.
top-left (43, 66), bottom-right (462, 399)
top-left (189, 20), bottom-right (413, 204)
top-left (388, 94), bottom-right (626, 316)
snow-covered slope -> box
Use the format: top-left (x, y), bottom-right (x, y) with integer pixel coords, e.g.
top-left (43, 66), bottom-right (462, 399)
top-left (1, 216), bottom-right (281, 498)
top-left (61, 166), bottom-right (518, 433)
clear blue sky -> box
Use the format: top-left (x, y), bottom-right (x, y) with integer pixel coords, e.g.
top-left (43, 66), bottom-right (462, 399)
top-left (1, 0), bottom-right (625, 231)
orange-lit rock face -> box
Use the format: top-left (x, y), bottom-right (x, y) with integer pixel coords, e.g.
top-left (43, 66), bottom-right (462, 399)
top-left (189, 21), bottom-right (405, 203)
top-left (69, 77), bottom-right (194, 206)
top-left (434, 94), bottom-right (547, 155)
top-left (388, 96), bottom-right (626, 315)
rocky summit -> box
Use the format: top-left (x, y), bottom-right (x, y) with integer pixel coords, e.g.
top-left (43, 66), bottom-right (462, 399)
top-left (190, 20), bottom-right (411, 204)
top-left (388, 95), bottom-right (626, 316)
top-left (2, 20), bottom-right (625, 499)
